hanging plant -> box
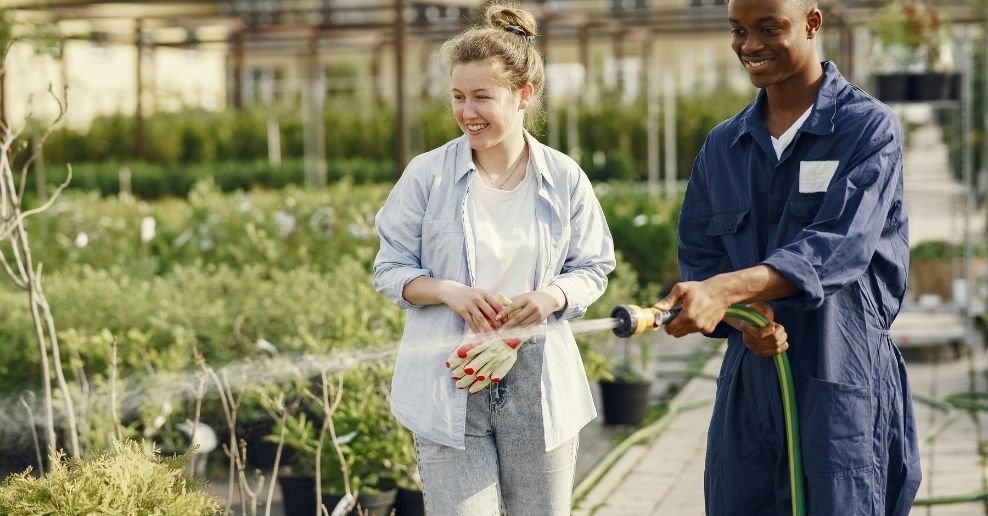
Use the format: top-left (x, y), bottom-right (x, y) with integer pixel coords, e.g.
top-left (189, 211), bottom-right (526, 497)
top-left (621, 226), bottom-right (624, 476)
top-left (871, 1), bottom-right (952, 72)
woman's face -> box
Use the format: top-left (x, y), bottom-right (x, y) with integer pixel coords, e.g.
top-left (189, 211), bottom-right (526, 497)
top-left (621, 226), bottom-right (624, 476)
top-left (451, 59), bottom-right (526, 151)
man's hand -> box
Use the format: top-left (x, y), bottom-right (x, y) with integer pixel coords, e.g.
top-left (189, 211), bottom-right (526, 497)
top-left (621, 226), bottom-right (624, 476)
top-left (438, 284), bottom-right (506, 334)
top-left (736, 302), bottom-right (789, 357)
top-left (653, 281), bottom-right (729, 337)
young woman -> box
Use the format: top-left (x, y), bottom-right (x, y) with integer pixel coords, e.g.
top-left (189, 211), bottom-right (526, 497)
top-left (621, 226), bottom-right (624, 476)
top-left (373, 3), bottom-right (615, 514)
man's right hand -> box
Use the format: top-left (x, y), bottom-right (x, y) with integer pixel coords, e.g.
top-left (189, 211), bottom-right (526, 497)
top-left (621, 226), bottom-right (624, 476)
top-left (653, 281), bottom-right (729, 337)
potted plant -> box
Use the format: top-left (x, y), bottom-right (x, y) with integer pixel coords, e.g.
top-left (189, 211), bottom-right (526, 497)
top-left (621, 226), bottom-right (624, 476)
top-left (870, 2), bottom-right (959, 102)
top-left (274, 364), bottom-right (404, 516)
top-left (573, 254), bottom-right (657, 426)
top-left (593, 337), bottom-right (654, 426)
top-left (391, 426), bottom-right (425, 516)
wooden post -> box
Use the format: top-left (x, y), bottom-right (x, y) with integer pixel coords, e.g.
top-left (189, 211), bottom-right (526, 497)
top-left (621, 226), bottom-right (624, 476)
top-left (394, 0), bottom-right (410, 178)
top-left (614, 29), bottom-right (624, 100)
top-left (134, 20), bottom-right (144, 159)
top-left (232, 31), bottom-right (244, 109)
top-left (579, 24), bottom-right (592, 106)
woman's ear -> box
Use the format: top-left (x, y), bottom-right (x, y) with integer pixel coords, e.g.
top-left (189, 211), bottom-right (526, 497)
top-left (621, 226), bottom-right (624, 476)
top-left (519, 83), bottom-right (535, 110)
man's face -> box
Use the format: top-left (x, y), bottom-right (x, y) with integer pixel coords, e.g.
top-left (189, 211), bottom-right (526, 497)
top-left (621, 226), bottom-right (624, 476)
top-left (728, 0), bottom-right (821, 89)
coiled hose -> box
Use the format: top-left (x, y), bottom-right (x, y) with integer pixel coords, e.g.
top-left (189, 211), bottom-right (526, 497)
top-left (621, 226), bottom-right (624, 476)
top-left (724, 304), bottom-right (806, 516)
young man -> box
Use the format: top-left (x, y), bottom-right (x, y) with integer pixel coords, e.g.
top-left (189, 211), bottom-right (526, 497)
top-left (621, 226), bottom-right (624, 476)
top-left (653, 0), bottom-right (922, 513)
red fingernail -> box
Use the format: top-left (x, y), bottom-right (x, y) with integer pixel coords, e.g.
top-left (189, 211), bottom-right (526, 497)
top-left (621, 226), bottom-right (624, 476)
top-left (453, 376), bottom-right (461, 381)
top-left (491, 377), bottom-right (501, 383)
top-left (464, 367), bottom-right (474, 375)
top-left (445, 361), bottom-right (451, 368)
top-left (457, 342), bottom-right (479, 358)
top-left (506, 339), bottom-right (521, 350)
top-left (476, 375), bottom-right (485, 381)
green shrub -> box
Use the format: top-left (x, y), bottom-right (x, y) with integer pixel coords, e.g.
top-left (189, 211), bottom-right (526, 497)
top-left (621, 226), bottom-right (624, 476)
top-left (35, 89), bottom-right (751, 184)
top-left (42, 159), bottom-right (397, 198)
top-left (910, 239), bottom-right (986, 261)
top-left (596, 182), bottom-right (682, 289)
top-left (0, 440), bottom-right (220, 515)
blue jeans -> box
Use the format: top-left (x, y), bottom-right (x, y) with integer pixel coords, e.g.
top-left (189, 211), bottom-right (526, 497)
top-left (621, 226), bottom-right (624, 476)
top-left (413, 341), bottom-right (579, 515)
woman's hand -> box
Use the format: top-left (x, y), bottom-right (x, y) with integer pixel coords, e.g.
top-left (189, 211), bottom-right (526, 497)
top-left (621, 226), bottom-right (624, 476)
top-left (738, 302), bottom-right (789, 357)
top-left (438, 284), bottom-right (505, 334)
top-left (496, 289), bottom-right (563, 329)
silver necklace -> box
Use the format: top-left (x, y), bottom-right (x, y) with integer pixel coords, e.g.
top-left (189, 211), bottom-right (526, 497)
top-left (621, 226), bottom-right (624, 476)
top-left (476, 144), bottom-right (528, 190)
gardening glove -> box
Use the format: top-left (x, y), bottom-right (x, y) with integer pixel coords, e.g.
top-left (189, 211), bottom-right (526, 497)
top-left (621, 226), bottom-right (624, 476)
top-left (445, 294), bottom-right (525, 393)
top-left (445, 292), bottom-right (512, 373)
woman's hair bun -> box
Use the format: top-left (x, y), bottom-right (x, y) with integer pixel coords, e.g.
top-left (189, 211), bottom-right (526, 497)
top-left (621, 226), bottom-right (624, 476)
top-left (484, 3), bottom-right (538, 37)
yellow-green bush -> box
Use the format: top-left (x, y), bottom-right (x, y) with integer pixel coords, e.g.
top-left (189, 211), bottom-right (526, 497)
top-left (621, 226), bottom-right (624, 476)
top-left (0, 440), bottom-right (220, 515)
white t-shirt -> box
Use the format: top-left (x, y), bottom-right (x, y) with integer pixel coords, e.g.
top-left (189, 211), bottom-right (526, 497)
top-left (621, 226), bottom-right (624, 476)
top-left (771, 106), bottom-right (814, 159)
top-left (467, 161), bottom-right (538, 298)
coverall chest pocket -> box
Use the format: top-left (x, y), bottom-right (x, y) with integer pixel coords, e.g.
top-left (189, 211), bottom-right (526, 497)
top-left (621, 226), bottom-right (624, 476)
top-left (421, 219), bottom-right (464, 272)
top-left (788, 195), bottom-right (824, 225)
top-left (704, 208), bottom-right (750, 261)
top-left (704, 208), bottom-right (749, 237)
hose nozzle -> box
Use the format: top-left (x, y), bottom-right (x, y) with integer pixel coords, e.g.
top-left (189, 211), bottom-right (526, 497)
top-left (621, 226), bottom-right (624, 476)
top-left (611, 304), bottom-right (680, 338)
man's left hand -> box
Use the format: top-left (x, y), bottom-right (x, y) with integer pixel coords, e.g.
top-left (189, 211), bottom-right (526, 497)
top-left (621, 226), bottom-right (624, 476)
top-left (738, 302), bottom-right (789, 357)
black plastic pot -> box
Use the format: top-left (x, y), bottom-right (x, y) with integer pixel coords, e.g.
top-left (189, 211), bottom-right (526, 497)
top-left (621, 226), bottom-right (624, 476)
top-left (324, 489), bottom-right (398, 516)
top-left (394, 487), bottom-right (426, 516)
top-left (278, 475), bottom-right (318, 516)
top-left (599, 379), bottom-right (652, 426)
top-left (238, 417), bottom-right (294, 470)
top-left (278, 475), bottom-right (398, 516)
top-left (874, 72), bottom-right (960, 103)
top-left (0, 426), bottom-right (57, 478)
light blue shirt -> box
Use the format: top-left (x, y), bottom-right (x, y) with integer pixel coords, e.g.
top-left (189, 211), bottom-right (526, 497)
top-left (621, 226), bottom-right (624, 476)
top-left (373, 132), bottom-right (615, 451)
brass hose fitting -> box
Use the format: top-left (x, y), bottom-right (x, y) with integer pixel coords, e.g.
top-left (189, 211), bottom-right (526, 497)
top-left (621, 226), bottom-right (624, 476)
top-left (610, 305), bottom-right (680, 338)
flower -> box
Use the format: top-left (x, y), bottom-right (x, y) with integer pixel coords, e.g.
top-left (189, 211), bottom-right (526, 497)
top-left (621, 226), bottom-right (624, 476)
top-left (140, 216), bottom-right (156, 243)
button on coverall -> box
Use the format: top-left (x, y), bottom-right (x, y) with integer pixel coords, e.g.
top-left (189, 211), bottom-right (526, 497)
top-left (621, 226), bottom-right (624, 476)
top-left (678, 61), bottom-right (922, 515)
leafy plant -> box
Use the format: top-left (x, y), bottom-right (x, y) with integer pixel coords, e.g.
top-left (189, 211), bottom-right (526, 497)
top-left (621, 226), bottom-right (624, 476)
top-left (911, 239), bottom-right (985, 261)
top-left (274, 364), bottom-right (411, 496)
top-left (0, 439), bottom-right (220, 515)
top-left (871, 2), bottom-right (952, 71)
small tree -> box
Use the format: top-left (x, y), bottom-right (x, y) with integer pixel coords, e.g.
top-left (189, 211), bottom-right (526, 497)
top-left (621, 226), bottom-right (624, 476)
top-left (0, 40), bottom-right (78, 459)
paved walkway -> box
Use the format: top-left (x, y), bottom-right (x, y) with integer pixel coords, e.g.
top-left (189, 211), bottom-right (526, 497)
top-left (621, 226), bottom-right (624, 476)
top-left (572, 347), bottom-right (719, 516)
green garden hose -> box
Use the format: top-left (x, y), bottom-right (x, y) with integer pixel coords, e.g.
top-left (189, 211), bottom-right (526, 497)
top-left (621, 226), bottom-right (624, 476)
top-left (724, 304), bottom-right (806, 516)
top-left (610, 303), bottom-right (806, 515)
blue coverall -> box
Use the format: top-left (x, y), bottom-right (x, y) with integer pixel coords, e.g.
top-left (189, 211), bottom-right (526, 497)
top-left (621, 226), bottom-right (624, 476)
top-left (679, 62), bottom-right (922, 515)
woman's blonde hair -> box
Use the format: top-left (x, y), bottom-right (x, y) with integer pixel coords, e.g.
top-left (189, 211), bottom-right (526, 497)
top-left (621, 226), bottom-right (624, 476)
top-left (440, 2), bottom-right (545, 130)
